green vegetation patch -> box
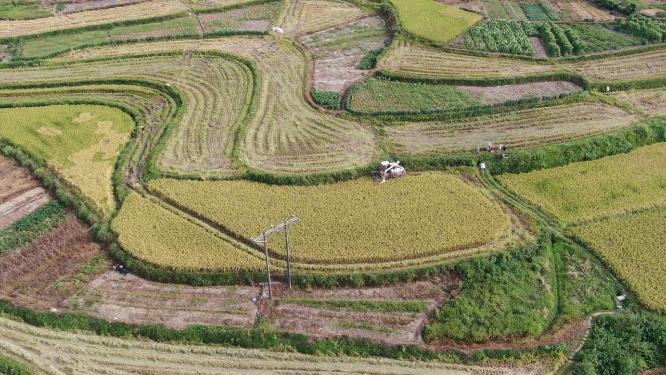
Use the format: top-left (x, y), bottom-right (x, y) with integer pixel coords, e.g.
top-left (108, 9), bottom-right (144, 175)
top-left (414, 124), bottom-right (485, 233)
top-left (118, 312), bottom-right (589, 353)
top-left (281, 298), bottom-right (429, 313)
top-left (573, 313), bottom-right (666, 374)
top-left (463, 19), bottom-right (535, 55)
top-left (519, 2), bottom-right (559, 21)
top-left (425, 235), bottom-right (556, 343)
top-left (0, 201), bottom-right (66, 256)
top-left (554, 239), bottom-right (619, 324)
top-left (348, 78), bottom-right (479, 114)
top-left (563, 24), bottom-right (644, 54)
top-left (0, 1), bottom-right (50, 20)
top-left (0, 105), bottom-right (134, 213)
top-left (391, 0), bottom-right (481, 43)
top-left (312, 90), bottom-right (341, 109)
top-left (0, 354), bottom-right (34, 375)
top-left (357, 48), bottom-right (384, 70)
top-left (617, 14), bottom-right (666, 42)
top-left (498, 143), bottom-right (666, 225)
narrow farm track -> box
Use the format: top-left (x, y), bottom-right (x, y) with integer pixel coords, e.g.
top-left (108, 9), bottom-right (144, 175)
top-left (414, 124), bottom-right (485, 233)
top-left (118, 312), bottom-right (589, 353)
top-left (0, 317), bottom-right (532, 375)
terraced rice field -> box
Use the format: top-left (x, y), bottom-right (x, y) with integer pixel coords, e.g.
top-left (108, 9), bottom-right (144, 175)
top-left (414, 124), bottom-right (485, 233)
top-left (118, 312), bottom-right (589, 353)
top-left (48, 38), bottom-right (378, 174)
top-left (0, 316), bottom-right (527, 374)
top-left (0, 105), bottom-right (133, 213)
top-left (148, 173), bottom-right (511, 265)
top-left (386, 101), bottom-right (640, 155)
top-left (0, 0), bottom-right (187, 38)
top-left (612, 88), bottom-right (666, 115)
top-left (280, 0), bottom-right (371, 35)
top-left (391, 0), bottom-right (481, 43)
top-left (379, 41), bottom-right (558, 79)
top-left (498, 143), bottom-right (666, 225)
top-left (198, 2), bottom-right (280, 34)
top-left (112, 193), bottom-right (264, 272)
top-left (381, 41), bottom-right (666, 82)
top-left (570, 207), bottom-right (666, 312)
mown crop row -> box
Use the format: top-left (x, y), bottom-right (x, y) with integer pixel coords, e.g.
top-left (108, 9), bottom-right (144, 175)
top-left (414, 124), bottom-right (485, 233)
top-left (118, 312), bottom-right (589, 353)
top-left (498, 142), bottom-right (666, 225)
top-left (570, 207), bottom-right (666, 312)
top-left (147, 173), bottom-right (511, 265)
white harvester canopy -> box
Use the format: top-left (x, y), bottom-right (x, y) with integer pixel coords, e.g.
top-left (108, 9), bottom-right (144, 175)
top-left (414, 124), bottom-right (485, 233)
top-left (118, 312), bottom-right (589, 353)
top-left (372, 160), bottom-right (406, 183)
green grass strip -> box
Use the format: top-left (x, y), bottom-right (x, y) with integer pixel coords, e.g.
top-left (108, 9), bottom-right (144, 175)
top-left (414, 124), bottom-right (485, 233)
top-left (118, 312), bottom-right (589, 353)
top-left (281, 298), bottom-right (429, 313)
top-left (0, 354), bottom-right (33, 375)
top-left (0, 200), bottom-right (66, 255)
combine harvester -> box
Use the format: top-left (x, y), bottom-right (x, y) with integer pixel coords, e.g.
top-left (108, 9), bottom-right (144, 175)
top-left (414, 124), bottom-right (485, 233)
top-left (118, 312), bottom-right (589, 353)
top-left (372, 161), bottom-right (406, 183)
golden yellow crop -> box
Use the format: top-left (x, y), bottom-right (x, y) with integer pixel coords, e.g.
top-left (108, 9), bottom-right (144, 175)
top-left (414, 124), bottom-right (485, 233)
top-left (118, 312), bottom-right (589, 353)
top-left (570, 207), bottom-right (666, 312)
top-left (148, 172), bottom-right (511, 264)
top-left (112, 193), bottom-right (264, 272)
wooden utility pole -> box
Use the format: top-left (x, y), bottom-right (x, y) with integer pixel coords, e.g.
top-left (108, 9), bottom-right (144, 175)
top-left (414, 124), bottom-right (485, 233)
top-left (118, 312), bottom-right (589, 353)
top-left (285, 220), bottom-right (292, 289)
top-left (253, 215), bottom-right (299, 298)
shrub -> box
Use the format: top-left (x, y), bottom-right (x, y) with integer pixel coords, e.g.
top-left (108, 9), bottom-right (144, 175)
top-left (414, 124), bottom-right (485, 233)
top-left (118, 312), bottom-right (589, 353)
top-left (357, 48), bottom-right (384, 70)
top-left (311, 90), bottom-right (341, 109)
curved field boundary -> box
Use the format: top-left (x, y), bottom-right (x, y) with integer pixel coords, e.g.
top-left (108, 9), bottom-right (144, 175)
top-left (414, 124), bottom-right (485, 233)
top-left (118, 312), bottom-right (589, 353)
top-left (379, 40), bottom-right (666, 84)
top-left (0, 315), bottom-right (536, 374)
top-left (0, 0), bottom-right (188, 38)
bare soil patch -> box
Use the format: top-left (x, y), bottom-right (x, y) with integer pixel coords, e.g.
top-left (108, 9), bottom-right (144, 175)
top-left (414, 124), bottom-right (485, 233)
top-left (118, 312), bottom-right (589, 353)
top-left (0, 44), bottom-right (11, 63)
top-left (438, 0), bottom-right (487, 15)
top-left (0, 187), bottom-right (51, 229)
top-left (552, 0), bottom-right (616, 21)
top-left (530, 37), bottom-right (548, 59)
top-left (299, 16), bottom-right (388, 92)
top-left (71, 272), bottom-right (261, 329)
top-left (58, 0), bottom-right (144, 13)
top-left (0, 156), bottom-right (41, 204)
top-left (459, 81), bottom-right (582, 105)
top-left (0, 215), bottom-right (105, 309)
top-left (268, 274), bottom-right (461, 345)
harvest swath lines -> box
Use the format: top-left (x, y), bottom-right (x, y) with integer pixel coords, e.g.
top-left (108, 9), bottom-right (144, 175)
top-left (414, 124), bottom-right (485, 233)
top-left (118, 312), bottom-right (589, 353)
top-left (386, 101), bottom-right (640, 155)
top-left (570, 207), bottom-right (666, 312)
top-left (0, 54), bottom-right (253, 176)
top-left (380, 40), bottom-right (666, 82)
top-left (50, 37), bottom-right (378, 173)
top-left (0, 317), bottom-right (525, 375)
top-left (0, 0), bottom-right (187, 38)
top-left (280, 0), bottom-right (372, 35)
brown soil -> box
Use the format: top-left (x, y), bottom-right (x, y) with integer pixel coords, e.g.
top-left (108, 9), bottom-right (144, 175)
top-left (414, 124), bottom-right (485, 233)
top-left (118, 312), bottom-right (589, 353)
top-left (428, 319), bottom-right (588, 355)
top-left (459, 81), bottom-right (582, 105)
top-left (552, 0), bottom-right (616, 21)
top-left (0, 215), bottom-right (105, 309)
top-left (267, 273), bottom-right (462, 345)
top-left (71, 272), bottom-right (261, 329)
top-left (438, 0), bottom-right (486, 15)
top-left (530, 37), bottom-right (548, 59)
top-left (0, 187), bottom-right (51, 229)
top-left (0, 156), bottom-right (41, 204)
top-left (58, 0), bottom-right (143, 13)
top-left (0, 44), bottom-right (10, 63)
top-left (299, 16), bottom-right (388, 92)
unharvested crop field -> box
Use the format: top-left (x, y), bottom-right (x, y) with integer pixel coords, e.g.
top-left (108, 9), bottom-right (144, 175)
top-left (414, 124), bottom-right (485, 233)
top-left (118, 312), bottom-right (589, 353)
top-left (148, 173), bottom-right (511, 264)
top-left (0, 104), bottom-right (133, 213)
top-left (386, 101), bottom-right (640, 155)
top-left (112, 192), bottom-right (265, 271)
top-left (0, 0), bottom-right (187, 38)
top-left (0, 316), bottom-right (526, 374)
top-left (0, 1), bottom-right (51, 20)
top-left (498, 143), bottom-right (666, 225)
top-left (570, 208), bottom-right (666, 312)
top-left (391, 0), bottom-right (481, 43)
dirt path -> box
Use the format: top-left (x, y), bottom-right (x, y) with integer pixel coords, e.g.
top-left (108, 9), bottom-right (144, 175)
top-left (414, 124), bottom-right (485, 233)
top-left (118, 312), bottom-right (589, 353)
top-left (0, 187), bottom-right (50, 229)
